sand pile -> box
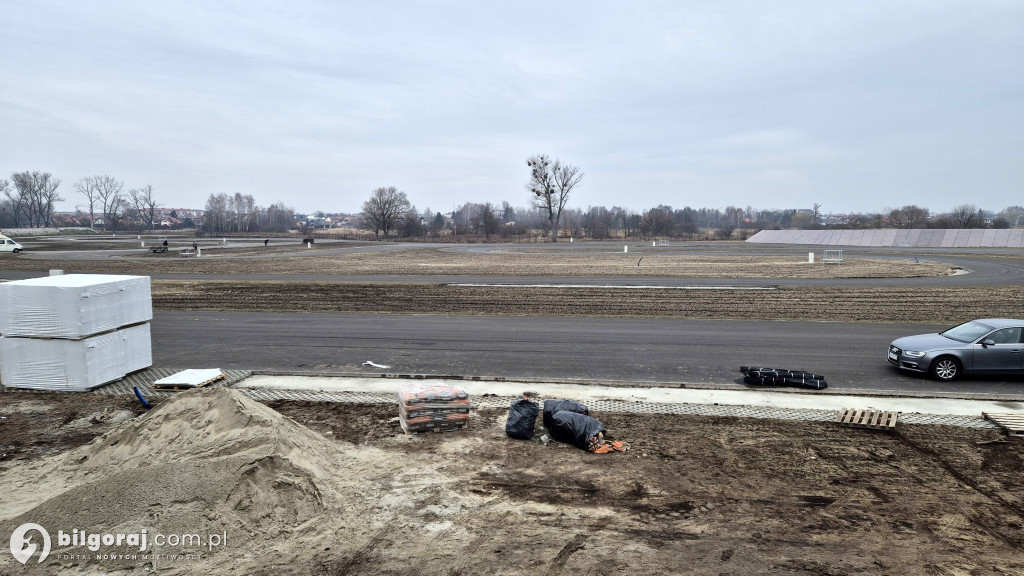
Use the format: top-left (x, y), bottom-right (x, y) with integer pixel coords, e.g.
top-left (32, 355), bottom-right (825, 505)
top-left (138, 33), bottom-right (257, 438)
top-left (0, 388), bottom-right (406, 575)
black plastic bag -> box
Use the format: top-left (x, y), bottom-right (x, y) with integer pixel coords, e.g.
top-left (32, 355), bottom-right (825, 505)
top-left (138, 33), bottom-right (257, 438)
top-left (547, 411), bottom-right (606, 450)
top-left (505, 397), bottom-right (539, 439)
top-left (543, 399), bottom-right (589, 430)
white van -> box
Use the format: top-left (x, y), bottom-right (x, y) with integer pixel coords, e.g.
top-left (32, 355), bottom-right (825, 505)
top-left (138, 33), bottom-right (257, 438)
top-left (0, 234), bottom-right (23, 253)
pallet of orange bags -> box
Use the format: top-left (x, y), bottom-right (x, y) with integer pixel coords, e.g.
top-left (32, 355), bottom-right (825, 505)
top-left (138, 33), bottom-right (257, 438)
top-left (398, 382), bottom-right (470, 434)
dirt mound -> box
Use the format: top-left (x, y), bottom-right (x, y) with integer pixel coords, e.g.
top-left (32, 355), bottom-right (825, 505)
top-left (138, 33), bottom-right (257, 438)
top-left (0, 388), bottom-right (397, 575)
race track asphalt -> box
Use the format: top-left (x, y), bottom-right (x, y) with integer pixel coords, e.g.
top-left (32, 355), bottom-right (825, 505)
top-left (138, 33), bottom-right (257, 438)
top-left (151, 311), bottom-right (1024, 397)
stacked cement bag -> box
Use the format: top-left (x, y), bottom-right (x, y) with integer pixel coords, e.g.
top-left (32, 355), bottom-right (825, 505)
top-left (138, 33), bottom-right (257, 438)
top-left (0, 274), bottom-right (153, 391)
top-left (398, 382), bottom-right (470, 433)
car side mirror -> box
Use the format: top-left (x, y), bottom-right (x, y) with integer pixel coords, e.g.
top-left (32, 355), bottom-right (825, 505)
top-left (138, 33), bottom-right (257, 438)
top-left (981, 339), bottom-right (996, 347)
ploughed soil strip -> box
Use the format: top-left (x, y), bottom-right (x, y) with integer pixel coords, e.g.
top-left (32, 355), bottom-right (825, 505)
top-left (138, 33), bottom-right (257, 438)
top-left (151, 280), bottom-right (1020, 323)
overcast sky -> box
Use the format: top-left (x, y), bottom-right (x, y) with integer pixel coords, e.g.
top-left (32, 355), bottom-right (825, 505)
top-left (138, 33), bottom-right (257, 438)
top-left (2, 1), bottom-right (1021, 216)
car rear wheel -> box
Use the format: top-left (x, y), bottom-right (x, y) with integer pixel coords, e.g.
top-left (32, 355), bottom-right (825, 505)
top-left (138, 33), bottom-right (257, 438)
top-left (930, 357), bottom-right (961, 381)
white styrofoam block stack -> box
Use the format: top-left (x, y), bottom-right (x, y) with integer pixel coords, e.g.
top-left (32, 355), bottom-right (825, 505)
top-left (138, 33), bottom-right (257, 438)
top-left (0, 274), bottom-right (153, 391)
top-left (0, 274), bottom-right (152, 338)
top-left (0, 324), bottom-right (152, 391)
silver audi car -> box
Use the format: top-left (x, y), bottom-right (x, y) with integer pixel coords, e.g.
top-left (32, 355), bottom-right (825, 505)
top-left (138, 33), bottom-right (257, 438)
top-left (888, 318), bottom-right (1024, 381)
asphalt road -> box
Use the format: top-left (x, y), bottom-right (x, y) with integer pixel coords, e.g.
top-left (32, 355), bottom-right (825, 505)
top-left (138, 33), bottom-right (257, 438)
top-left (153, 311), bottom-right (1024, 396)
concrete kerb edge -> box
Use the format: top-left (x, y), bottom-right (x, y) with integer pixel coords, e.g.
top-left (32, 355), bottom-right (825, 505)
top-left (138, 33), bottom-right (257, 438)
top-left (246, 369), bottom-right (1024, 403)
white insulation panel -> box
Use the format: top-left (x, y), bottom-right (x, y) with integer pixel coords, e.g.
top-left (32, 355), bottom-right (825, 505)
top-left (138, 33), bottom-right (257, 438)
top-left (0, 274), bottom-right (152, 339)
top-left (0, 323), bottom-right (152, 391)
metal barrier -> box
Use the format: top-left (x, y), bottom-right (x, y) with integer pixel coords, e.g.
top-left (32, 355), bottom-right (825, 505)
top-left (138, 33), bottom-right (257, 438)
top-left (823, 249), bottom-right (844, 264)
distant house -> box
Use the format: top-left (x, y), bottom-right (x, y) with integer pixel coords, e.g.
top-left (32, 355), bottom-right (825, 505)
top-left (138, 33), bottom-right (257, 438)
top-left (304, 216), bottom-right (333, 229)
top-left (160, 217), bottom-right (183, 227)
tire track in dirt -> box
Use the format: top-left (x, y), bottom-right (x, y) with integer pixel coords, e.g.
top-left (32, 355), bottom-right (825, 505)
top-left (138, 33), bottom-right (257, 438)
top-left (893, 430), bottom-right (1024, 549)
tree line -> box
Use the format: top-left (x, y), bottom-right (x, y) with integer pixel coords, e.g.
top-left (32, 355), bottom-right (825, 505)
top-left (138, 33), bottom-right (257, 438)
top-left (358, 154), bottom-right (1023, 241)
top-left (0, 170), bottom-right (297, 234)
top-left (1, 172), bottom-right (63, 228)
top-left (201, 192), bottom-right (295, 235)
top-left (4, 164), bottom-right (1020, 240)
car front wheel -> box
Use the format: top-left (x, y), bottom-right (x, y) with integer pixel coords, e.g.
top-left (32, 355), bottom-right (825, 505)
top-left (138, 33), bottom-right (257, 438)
top-left (930, 357), bottom-right (961, 381)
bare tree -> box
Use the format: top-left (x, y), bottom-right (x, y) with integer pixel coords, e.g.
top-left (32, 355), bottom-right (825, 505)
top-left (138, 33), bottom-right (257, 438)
top-left (361, 186), bottom-right (411, 239)
top-left (232, 193), bottom-right (255, 232)
top-left (204, 193), bottom-right (228, 234)
top-left (399, 205), bottom-right (425, 238)
top-left (997, 205), bottom-right (1024, 227)
top-left (888, 205), bottom-right (930, 229)
top-left (103, 196), bottom-right (131, 232)
top-left (581, 206), bottom-right (610, 239)
top-left (11, 171), bottom-right (63, 227)
top-left (76, 175), bottom-right (125, 232)
top-left (1, 177), bottom-right (25, 227)
top-left (74, 176), bottom-right (101, 229)
top-left (479, 202), bottom-right (501, 240)
top-left (949, 204), bottom-right (980, 228)
top-left (642, 206), bottom-right (673, 237)
top-left (527, 154), bottom-right (583, 242)
top-left (128, 185), bottom-right (160, 231)
top-left (791, 212), bottom-right (814, 229)
top-left (261, 201), bottom-right (295, 232)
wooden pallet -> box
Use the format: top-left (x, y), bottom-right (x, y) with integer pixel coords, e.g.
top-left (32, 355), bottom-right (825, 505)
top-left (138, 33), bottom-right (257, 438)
top-left (404, 424), bottom-right (468, 434)
top-left (982, 412), bottom-right (1024, 436)
top-left (152, 373), bottom-right (224, 392)
top-left (836, 408), bottom-right (898, 431)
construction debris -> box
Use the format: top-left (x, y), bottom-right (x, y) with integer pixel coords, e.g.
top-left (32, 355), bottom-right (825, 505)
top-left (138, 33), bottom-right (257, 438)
top-left (152, 368), bottom-right (225, 391)
top-left (982, 412), bottom-right (1024, 436)
top-left (741, 366), bottom-right (827, 390)
top-left (836, 408), bottom-right (898, 431)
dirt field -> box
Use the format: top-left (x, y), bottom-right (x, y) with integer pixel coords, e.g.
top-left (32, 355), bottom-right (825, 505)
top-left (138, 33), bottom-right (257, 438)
top-left (5, 245), bottom-right (1003, 324)
top-left (1, 390), bottom-right (1022, 576)
top-left (1, 245), bottom-right (952, 278)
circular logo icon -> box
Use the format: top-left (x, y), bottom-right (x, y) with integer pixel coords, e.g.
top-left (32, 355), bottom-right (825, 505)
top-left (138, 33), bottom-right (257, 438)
top-left (9, 523), bottom-right (51, 565)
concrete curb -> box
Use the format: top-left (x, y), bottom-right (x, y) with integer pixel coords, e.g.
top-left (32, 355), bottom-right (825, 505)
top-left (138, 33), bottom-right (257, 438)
top-left (249, 369), bottom-right (1024, 403)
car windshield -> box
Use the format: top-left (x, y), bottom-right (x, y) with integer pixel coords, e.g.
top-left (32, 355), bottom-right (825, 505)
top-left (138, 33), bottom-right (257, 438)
top-left (941, 321), bottom-right (994, 343)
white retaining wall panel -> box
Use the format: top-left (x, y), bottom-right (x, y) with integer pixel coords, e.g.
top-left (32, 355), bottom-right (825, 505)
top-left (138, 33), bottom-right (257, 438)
top-left (748, 229), bottom-right (1024, 247)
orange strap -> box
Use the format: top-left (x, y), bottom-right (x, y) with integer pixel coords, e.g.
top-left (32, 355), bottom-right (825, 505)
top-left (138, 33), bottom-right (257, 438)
top-left (589, 440), bottom-right (630, 454)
